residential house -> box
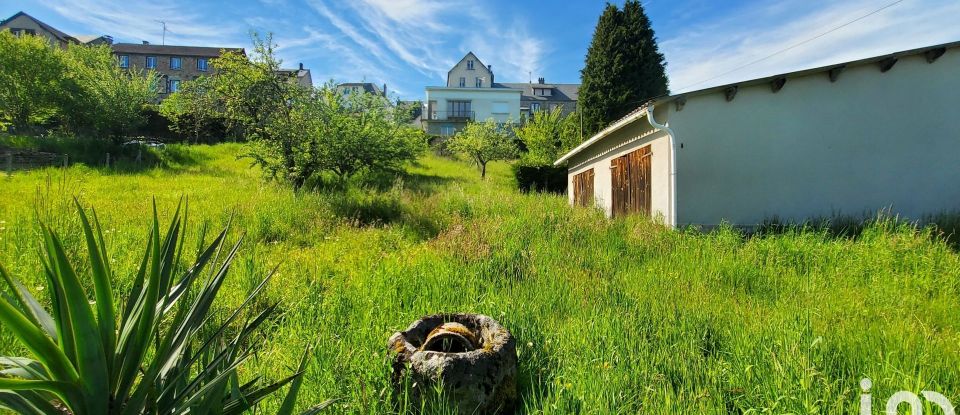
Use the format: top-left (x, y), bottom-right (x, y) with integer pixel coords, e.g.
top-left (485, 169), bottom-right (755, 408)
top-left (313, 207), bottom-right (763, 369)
top-left (423, 52), bottom-right (520, 136)
top-left (336, 82), bottom-right (388, 97)
top-left (555, 41), bottom-right (960, 228)
top-left (74, 34), bottom-right (114, 46)
top-left (0, 11), bottom-right (111, 48)
top-left (279, 63), bottom-right (313, 89)
top-left (110, 42), bottom-right (244, 101)
top-left (500, 78), bottom-right (579, 118)
top-left (423, 52), bottom-right (579, 137)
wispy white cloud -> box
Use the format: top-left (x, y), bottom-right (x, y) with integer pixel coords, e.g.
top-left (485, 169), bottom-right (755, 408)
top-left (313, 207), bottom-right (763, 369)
top-left (307, 0), bottom-right (548, 84)
top-left (37, 0), bottom-right (244, 46)
top-left (274, 26), bottom-right (390, 86)
top-left (662, 0), bottom-right (960, 93)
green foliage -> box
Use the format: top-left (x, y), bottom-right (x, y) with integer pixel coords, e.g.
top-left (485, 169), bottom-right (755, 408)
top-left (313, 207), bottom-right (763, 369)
top-left (513, 107), bottom-right (581, 167)
top-left (579, 0), bottom-right (668, 136)
top-left (3, 145), bottom-right (960, 413)
top-left (0, 31), bottom-right (157, 138)
top-left (0, 200), bottom-right (313, 414)
top-left (174, 34), bottom-right (425, 188)
top-left (62, 44), bottom-right (157, 140)
top-left (159, 76), bottom-right (224, 143)
top-left (0, 31), bottom-right (68, 130)
top-left (448, 119), bottom-right (517, 178)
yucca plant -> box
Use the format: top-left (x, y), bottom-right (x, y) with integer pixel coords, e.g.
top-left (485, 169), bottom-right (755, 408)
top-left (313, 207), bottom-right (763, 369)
top-left (0, 200), bottom-right (326, 414)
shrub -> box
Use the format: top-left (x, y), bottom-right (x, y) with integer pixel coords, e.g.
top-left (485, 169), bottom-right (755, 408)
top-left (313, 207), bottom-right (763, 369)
top-left (0, 201), bottom-right (321, 414)
top-left (513, 163), bottom-right (568, 194)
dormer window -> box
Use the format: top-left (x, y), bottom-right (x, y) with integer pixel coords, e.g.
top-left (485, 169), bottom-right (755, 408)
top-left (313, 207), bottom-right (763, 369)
top-left (467, 60), bottom-right (474, 70)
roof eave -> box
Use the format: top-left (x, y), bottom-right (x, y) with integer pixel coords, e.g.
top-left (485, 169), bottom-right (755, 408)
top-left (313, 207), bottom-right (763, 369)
top-left (553, 105), bottom-right (655, 166)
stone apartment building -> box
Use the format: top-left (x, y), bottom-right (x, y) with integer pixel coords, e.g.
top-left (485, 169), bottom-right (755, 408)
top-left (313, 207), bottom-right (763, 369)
top-left (0, 11), bottom-right (112, 48)
top-left (110, 42), bottom-right (244, 100)
top-left (423, 52), bottom-right (580, 136)
top-left (112, 43), bottom-right (314, 100)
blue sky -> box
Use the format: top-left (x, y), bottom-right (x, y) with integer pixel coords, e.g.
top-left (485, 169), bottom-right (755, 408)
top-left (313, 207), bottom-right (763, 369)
top-left (6, 0), bottom-right (960, 99)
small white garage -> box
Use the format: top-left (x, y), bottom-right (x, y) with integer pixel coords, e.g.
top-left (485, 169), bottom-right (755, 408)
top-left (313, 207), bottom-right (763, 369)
top-left (556, 41), bottom-right (960, 228)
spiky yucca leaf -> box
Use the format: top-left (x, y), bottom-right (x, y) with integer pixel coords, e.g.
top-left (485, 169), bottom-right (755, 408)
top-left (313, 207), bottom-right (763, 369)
top-left (0, 200), bottom-right (318, 414)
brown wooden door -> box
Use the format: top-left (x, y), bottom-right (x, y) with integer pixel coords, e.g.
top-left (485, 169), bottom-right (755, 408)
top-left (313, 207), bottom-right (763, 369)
top-left (611, 146), bottom-right (651, 217)
top-left (572, 169), bottom-right (595, 207)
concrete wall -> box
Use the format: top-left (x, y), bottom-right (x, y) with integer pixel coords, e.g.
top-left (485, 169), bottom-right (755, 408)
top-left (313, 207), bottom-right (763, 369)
top-left (566, 110), bottom-right (672, 221)
top-left (666, 49), bottom-right (960, 226)
top-left (424, 87), bottom-right (521, 132)
top-left (565, 47), bottom-right (960, 227)
top-left (1, 15), bottom-right (69, 48)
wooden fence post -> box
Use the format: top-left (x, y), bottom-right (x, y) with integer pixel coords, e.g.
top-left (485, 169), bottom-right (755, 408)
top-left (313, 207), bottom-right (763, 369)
top-left (63, 154), bottom-right (69, 168)
top-left (5, 152), bottom-right (11, 178)
top-left (106, 152), bottom-right (111, 169)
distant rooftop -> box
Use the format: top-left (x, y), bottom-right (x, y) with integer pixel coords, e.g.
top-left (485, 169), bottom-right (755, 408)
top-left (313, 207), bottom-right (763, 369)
top-left (111, 43), bottom-right (244, 57)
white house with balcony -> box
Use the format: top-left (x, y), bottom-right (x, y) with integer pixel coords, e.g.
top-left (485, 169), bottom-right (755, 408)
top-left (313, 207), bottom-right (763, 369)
top-left (423, 52), bottom-right (523, 136)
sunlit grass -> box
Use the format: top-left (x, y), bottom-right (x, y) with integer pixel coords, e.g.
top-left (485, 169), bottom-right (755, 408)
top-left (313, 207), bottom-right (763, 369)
top-left (1, 143), bottom-right (958, 413)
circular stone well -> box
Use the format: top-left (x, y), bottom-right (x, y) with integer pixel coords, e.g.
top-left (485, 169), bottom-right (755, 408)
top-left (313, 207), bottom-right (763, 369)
top-left (388, 313), bottom-right (517, 414)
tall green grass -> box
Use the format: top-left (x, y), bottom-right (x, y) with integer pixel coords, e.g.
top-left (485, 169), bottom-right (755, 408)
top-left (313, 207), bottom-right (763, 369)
top-left (1, 143), bottom-right (958, 413)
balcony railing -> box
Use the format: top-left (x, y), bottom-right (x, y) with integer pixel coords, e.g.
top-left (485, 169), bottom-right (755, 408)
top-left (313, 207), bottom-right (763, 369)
top-left (424, 111), bottom-right (475, 121)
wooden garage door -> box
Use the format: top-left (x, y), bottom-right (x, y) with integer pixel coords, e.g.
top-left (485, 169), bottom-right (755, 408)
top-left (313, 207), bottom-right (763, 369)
top-left (611, 146), bottom-right (651, 217)
top-left (572, 169), bottom-right (595, 207)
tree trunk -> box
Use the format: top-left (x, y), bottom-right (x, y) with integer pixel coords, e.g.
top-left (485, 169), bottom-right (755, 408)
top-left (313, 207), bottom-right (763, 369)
top-left (481, 162), bottom-right (487, 179)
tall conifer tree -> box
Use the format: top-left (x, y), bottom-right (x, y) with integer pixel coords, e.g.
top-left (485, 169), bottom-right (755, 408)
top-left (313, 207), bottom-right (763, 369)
top-left (578, 1), bottom-right (668, 137)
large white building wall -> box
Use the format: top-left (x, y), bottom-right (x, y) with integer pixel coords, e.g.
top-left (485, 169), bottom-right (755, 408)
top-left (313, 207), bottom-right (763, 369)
top-left (425, 88), bottom-right (521, 124)
top-left (567, 118), bottom-right (672, 221)
top-left (668, 50), bottom-right (960, 227)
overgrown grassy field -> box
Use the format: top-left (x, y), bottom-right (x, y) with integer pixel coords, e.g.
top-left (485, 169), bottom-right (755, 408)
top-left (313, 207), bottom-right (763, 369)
top-left (1, 143), bottom-right (958, 414)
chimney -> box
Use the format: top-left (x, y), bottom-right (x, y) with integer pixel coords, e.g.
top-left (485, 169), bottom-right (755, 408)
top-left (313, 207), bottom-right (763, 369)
top-left (538, 77), bottom-right (545, 84)
top-left (383, 83), bottom-right (387, 96)
top-left (298, 62), bottom-right (303, 70)
top-left (142, 40), bottom-right (150, 45)
top-left (488, 64), bottom-right (494, 85)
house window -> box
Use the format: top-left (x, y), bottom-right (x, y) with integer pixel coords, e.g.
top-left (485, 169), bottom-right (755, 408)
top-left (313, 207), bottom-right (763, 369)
top-left (459, 77), bottom-right (466, 87)
top-left (467, 60), bottom-right (474, 70)
top-left (475, 77), bottom-right (482, 88)
top-left (440, 125), bottom-right (456, 136)
top-left (169, 79), bottom-right (181, 93)
top-left (118, 55), bottom-right (129, 68)
top-left (170, 57), bottom-right (182, 70)
top-left (530, 102), bottom-right (541, 113)
top-left (145, 56), bottom-right (156, 69)
top-left (197, 58), bottom-right (208, 72)
top-left (447, 100), bottom-right (471, 118)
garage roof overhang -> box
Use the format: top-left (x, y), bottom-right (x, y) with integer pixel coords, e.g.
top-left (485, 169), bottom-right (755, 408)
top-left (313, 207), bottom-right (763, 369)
top-left (553, 39), bottom-right (960, 167)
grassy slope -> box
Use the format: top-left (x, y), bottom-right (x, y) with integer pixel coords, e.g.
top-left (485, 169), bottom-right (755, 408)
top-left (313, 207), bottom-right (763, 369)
top-left (1, 143), bottom-right (959, 414)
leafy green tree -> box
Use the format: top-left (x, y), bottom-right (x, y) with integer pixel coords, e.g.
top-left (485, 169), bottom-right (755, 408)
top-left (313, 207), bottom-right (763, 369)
top-left (579, 0), bottom-right (668, 136)
top-left (514, 108), bottom-right (581, 166)
top-left (0, 30), bottom-right (68, 131)
top-left (204, 34), bottom-right (424, 188)
top-left (159, 76), bottom-right (222, 143)
top-left (252, 85), bottom-right (426, 187)
top-left (210, 33), bottom-right (296, 144)
top-left (448, 119), bottom-right (517, 178)
top-left (63, 44), bottom-right (157, 140)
